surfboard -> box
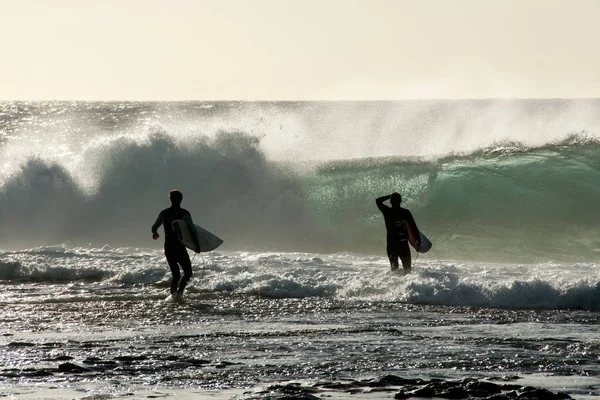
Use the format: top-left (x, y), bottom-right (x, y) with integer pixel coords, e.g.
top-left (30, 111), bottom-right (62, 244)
top-left (406, 224), bottom-right (432, 253)
top-left (172, 219), bottom-right (224, 252)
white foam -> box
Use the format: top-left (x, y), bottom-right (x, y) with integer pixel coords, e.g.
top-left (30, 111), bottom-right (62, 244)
top-left (2, 246), bottom-right (599, 311)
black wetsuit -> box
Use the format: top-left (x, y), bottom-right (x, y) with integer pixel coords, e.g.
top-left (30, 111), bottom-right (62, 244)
top-left (376, 196), bottom-right (419, 273)
top-left (152, 206), bottom-right (193, 294)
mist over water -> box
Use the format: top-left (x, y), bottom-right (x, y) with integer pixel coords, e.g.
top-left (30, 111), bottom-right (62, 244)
top-left (1, 100), bottom-right (600, 262)
top-left (0, 128), bottom-right (320, 250)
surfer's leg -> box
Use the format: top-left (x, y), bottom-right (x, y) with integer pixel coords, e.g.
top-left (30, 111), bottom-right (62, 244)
top-left (164, 246), bottom-right (181, 294)
top-left (386, 243), bottom-right (399, 271)
top-left (399, 241), bottom-right (412, 274)
top-left (176, 246), bottom-right (193, 294)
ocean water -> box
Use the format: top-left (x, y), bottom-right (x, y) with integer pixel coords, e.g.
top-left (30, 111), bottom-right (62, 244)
top-left (1, 100), bottom-right (599, 399)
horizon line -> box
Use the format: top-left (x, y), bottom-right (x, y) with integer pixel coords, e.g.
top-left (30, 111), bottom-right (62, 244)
top-left (2, 97), bottom-right (600, 103)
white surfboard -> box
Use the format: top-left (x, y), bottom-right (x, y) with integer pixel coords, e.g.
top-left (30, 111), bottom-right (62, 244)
top-left (172, 219), bottom-right (224, 252)
top-left (406, 223), bottom-right (432, 253)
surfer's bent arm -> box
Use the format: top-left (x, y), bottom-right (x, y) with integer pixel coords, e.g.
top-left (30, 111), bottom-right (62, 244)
top-left (151, 212), bottom-right (163, 238)
top-left (375, 195), bottom-right (391, 212)
top-left (182, 214), bottom-right (201, 251)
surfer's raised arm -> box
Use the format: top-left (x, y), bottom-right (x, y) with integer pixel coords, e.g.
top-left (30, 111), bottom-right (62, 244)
top-left (375, 194), bottom-right (392, 212)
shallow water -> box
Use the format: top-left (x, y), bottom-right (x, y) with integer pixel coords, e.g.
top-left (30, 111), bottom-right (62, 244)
top-left (1, 247), bottom-right (599, 399)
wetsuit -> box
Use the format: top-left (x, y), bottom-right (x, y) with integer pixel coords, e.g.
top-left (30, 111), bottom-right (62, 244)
top-left (152, 206), bottom-right (194, 295)
top-left (376, 195), bottom-right (419, 273)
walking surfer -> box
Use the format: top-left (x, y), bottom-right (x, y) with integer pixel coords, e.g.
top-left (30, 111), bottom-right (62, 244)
top-left (376, 192), bottom-right (420, 274)
top-left (152, 189), bottom-right (200, 302)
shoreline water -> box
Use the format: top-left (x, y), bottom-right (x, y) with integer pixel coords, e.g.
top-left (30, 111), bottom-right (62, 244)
top-left (2, 375), bottom-right (596, 400)
top-left (1, 248), bottom-right (599, 399)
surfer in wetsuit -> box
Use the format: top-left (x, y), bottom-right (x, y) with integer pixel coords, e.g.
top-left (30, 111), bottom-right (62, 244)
top-left (152, 189), bottom-right (200, 301)
top-left (376, 192), bottom-right (420, 274)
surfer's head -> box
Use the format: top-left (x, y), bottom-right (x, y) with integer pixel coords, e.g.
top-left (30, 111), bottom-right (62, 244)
top-left (390, 192), bottom-right (402, 207)
top-left (169, 189), bottom-right (183, 206)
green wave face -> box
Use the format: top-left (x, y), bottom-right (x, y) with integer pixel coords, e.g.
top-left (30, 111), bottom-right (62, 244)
top-left (301, 139), bottom-right (600, 263)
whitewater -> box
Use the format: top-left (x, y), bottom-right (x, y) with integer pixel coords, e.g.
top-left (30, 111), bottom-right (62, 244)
top-left (0, 100), bottom-right (599, 399)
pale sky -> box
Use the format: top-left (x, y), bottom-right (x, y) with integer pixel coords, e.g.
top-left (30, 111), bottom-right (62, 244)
top-left (1, 0), bottom-right (599, 100)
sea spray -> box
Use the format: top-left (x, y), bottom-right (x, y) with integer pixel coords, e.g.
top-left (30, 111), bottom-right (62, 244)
top-left (2, 101), bottom-right (600, 262)
top-left (0, 130), bottom-right (321, 250)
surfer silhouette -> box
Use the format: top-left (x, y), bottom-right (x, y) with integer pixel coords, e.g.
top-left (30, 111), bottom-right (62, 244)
top-left (152, 189), bottom-right (200, 302)
top-left (376, 192), bottom-right (420, 274)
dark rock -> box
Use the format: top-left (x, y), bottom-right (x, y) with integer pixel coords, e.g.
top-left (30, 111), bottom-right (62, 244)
top-left (438, 387), bottom-right (470, 399)
top-left (346, 388), bottom-right (364, 394)
top-left (241, 376), bottom-right (575, 400)
top-left (315, 381), bottom-right (359, 390)
top-left (500, 375), bottom-right (523, 381)
top-left (265, 395), bottom-right (319, 400)
top-left (466, 380), bottom-right (503, 394)
top-left (114, 355), bottom-right (148, 362)
top-left (250, 383), bottom-right (321, 400)
top-left (266, 383), bottom-right (319, 394)
top-left (185, 358), bottom-right (211, 366)
top-left (503, 384), bottom-right (525, 391)
top-left (83, 357), bottom-right (117, 365)
top-left (30, 369), bottom-right (54, 377)
top-left (58, 362), bottom-right (90, 373)
top-left (7, 342), bottom-right (35, 347)
top-left (358, 378), bottom-right (385, 388)
top-left (394, 391), bottom-right (410, 399)
top-left (406, 386), bottom-right (437, 398)
top-left (518, 386), bottom-right (572, 399)
top-left (426, 380), bottom-right (458, 391)
top-left (378, 375), bottom-right (423, 386)
top-left (555, 393), bottom-right (572, 399)
top-left (215, 361), bottom-right (237, 369)
top-left (52, 355), bottom-right (74, 361)
top-left (80, 342), bottom-right (104, 348)
top-left (40, 342), bottom-right (64, 348)
top-left (17, 368), bottom-right (54, 377)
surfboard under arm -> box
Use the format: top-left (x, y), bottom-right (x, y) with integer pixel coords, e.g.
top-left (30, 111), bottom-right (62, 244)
top-left (181, 216), bottom-right (199, 247)
top-left (172, 219), bottom-right (224, 252)
top-left (406, 223), bottom-right (432, 253)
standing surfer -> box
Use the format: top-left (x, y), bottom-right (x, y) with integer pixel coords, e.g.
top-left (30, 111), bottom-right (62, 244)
top-left (376, 192), bottom-right (420, 274)
top-left (152, 189), bottom-right (200, 302)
